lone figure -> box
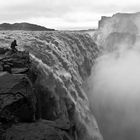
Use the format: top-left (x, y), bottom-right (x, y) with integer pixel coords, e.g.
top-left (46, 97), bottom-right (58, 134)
top-left (10, 40), bottom-right (17, 52)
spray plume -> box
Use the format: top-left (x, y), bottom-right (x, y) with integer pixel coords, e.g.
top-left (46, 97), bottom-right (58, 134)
top-left (87, 33), bottom-right (140, 140)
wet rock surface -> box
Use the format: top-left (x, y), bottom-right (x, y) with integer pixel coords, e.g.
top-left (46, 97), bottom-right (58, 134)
top-left (0, 31), bottom-right (102, 140)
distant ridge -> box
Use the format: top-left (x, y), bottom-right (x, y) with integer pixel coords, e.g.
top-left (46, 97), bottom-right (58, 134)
top-left (0, 22), bottom-right (55, 31)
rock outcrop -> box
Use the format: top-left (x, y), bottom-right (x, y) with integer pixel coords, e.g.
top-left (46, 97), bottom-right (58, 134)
top-left (0, 31), bottom-right (102, 140)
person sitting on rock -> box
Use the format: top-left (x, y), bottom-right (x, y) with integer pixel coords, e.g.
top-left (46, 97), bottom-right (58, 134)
top-left (10, 40), bottom-right (18, 52)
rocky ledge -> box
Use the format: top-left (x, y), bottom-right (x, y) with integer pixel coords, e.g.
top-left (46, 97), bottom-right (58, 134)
top-left (0, 31), bottom-right (102, 140)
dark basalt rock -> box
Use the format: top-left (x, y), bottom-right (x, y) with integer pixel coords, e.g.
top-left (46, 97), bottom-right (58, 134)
top-left (0, 72), bottom-right (36, 123)
top-left (0, 50), bottom-right (36, 139)
top-left (3, 120), bottom-right (72, 140)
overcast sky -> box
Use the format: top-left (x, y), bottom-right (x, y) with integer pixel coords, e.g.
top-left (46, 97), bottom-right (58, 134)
top-left (0, 0), bottom-right (140, 30)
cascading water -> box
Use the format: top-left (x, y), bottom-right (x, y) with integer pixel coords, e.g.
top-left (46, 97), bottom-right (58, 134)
top-left (0, 31), bottom-right (103, 140)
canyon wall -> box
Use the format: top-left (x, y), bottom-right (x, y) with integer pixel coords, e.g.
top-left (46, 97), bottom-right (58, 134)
top-left (93, 12), bottom-right (140, 49)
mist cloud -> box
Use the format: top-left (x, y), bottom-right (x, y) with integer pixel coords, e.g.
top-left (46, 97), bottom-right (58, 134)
top-left (87, 34), bottom-right (140, 140)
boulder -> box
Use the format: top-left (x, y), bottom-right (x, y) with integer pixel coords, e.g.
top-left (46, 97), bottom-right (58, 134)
top-left (3, 51), bottom-right (30, 69)
top-left (0, 72), bottom-right (36, 123)
top-left (3, 120), bottom-right (72, 140)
